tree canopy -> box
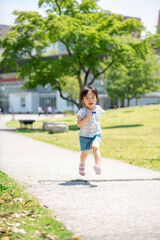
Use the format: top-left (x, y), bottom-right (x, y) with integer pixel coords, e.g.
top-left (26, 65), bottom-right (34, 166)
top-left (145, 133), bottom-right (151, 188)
top-left (0, 0), bottom-right (151, 108)
top-left (105, 52), bottom-right (160, 106)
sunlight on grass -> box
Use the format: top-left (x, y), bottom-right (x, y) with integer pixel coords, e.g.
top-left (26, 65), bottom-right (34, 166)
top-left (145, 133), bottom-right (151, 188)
top-left (0, 171), bottom-right (73, 239)
top-left (7, 105), bottom-right (160, 171)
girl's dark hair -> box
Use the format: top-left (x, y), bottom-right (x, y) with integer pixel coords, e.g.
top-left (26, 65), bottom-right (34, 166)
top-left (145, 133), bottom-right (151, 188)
top-left (80, 86), bottom-right (98, 102)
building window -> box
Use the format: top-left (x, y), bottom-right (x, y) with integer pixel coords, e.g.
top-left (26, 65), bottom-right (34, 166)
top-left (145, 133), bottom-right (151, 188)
top-left (20, 97), bottom-right (26, 107)
top-left (67, 100), bottom-right (73, 107)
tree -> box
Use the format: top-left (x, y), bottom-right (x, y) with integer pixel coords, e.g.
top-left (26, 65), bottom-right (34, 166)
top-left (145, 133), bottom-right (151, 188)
top-left (105, 53), bottom-right (160, 107)
top-left (60, 75), bottom-right (79, 100)
top-left (0, 0), bottom-right (148, 108)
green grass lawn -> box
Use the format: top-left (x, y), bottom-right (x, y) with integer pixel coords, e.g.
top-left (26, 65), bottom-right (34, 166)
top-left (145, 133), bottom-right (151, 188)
top-left (0, 171), bottom-right (76, 240)
top-left (7, 104), bottom-right (160, 171)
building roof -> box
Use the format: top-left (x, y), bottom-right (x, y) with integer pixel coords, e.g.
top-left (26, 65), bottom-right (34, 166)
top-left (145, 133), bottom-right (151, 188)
top-left (158, 10), bottom-right (160, 26)
top-left (0, 24), bottom-right (12, 38)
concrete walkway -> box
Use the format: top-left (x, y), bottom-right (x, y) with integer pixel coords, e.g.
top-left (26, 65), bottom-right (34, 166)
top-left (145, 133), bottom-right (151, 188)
top-left (0, 115), bottom-right (160, 240)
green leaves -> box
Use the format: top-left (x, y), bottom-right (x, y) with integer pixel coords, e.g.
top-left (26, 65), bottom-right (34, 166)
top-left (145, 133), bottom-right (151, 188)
top-left (1, 0), bottom-right (156, 109)
top-left (105, 53), bottom-right (160, 106)
top-left (78, 0), bottom-right (99, 13)
top-left (39, 0), bottom-right (79, 16)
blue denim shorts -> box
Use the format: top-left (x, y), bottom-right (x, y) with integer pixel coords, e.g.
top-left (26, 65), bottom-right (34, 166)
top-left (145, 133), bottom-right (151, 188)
top-left (79, 134), bottom-right (101, 152)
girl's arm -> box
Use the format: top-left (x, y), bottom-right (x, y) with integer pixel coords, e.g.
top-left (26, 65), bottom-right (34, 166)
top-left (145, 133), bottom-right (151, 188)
top-left (77, 111), bottom-right (91, 128)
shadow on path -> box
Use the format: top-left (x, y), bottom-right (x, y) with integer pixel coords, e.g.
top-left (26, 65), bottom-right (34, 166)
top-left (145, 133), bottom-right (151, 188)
top-left (0, 128), bottom-right (42, 133)
top-left (59, 179), bottom-right (97, 188)
top-left (0, 128), bottom-right (17, 132)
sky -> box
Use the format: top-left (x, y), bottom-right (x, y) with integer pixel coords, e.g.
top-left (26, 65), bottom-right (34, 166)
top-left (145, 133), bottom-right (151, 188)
top-left (0, 0), bottom-right (160, 35)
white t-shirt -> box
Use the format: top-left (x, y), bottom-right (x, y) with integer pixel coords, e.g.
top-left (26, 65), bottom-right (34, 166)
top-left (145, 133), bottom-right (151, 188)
top-left (76, 105), bottom-right (105, 137)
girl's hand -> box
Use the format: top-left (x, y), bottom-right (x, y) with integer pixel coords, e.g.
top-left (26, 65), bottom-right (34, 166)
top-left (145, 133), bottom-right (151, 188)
top-left (85, 111), bottom-right (91, 120)
top-left (77, 111), bottom-right (91, 128)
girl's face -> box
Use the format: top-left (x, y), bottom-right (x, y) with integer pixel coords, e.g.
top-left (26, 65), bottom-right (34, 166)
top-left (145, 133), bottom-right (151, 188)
top-left (82, 91), bottom-right (97, 110)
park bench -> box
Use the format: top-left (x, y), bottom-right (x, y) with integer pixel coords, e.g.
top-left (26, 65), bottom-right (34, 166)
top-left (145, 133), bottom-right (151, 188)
top-left (19, 120), bottom-right (35, 129)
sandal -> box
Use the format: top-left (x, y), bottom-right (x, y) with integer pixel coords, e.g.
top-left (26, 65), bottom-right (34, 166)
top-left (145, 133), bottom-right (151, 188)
top-left (93, 165), bottom-right (101, 175)
top-left (79, 164), bottom-right (85, 176)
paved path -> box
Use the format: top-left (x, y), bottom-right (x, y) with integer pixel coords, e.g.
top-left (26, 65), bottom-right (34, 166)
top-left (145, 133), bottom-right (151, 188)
top-left (0, 115), bottom-right (160, 240)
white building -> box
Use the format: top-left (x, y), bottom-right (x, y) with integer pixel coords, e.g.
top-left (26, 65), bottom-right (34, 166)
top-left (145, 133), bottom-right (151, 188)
top-left (0, 71), bottom-right (80, 113)
top-left (0, 68), bottom-right (110, 113)
top-left (9, 92), bottom-right (39, 114)
top-left (1, 70), bottom-right (160, 114)
top-left (8, 90), bottom-right (79, 114)
top-left (124, 92), bottom-right (160, 107)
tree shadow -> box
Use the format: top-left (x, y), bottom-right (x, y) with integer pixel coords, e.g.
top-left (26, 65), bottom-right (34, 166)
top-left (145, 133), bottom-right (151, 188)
top-left (102, 124), bottom-right (143, 129)
top-left (15, 128), bottom-right (43, 133)
top-left (1, 124), bottom-right (143, 133)
top-left (69, 125), bottom-right (79, 131)
top-left (0, 128), bottom-right (17, 132)
top-left (68, 123), bottom-right (143, 131)
top-left (59, 179), bottom-right (97, 188)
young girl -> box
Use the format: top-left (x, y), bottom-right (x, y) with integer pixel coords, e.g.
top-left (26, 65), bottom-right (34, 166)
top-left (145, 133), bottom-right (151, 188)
top-left (76, 86), bottom-right (105, 176)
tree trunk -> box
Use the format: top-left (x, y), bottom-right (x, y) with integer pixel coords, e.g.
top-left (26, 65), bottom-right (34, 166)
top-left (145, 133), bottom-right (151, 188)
top-left (136, 98), bottom-right (140, 106)
top-left (118, 98), bottom-right (121, 108)
top-left (127, 98), bottom-right (130, 107)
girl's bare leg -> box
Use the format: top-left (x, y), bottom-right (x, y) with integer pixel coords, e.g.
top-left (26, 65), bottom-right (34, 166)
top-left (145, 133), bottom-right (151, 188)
top-left (79, 151), bottom-right (89, 176)
top-left (80, 151), bottom-right (89, 166)
top-left (92, 141), bottom-right (101, 165)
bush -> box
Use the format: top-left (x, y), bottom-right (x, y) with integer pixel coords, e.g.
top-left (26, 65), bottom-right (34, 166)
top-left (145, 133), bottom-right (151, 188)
top-left (64, 110), bottom-right (75, 115)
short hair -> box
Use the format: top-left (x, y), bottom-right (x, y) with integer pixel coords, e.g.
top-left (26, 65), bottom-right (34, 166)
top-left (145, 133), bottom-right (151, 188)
top-left (80, 86), bottom-right (98, 103)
